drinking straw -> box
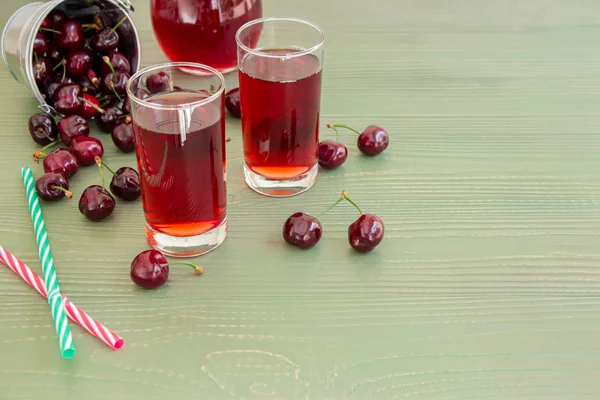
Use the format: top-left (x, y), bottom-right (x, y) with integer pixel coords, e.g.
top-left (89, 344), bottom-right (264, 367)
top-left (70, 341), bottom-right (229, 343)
top-left (21, 167), bottom-right (75, 359)
top-left (0, 246), bottom-right (124, 350)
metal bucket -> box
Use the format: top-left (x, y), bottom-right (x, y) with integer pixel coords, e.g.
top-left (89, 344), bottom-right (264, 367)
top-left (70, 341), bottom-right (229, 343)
top-left (1, 0), bottom-right (141, 115)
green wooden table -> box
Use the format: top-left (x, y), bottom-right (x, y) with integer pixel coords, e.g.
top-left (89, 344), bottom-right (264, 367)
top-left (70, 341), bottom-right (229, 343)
top-left (1, 0), bottom-right (600, 398)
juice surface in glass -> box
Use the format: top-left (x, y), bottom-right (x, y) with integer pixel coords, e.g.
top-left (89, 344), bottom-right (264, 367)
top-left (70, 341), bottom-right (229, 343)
top-left (151, 0), bottom-right (262, 72)
top-left (239, 50), bottom-right (322, 180)
top-left (132, 91), bottom-right (227, 237)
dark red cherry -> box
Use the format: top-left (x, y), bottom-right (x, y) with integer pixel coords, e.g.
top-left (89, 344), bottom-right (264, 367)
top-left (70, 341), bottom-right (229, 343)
top-left (110, 167), bottom-right (141, 201)
top-left (53, 83), bottom-right (82, 115)
top-left (40, 15), bottom-right (52, 30)
top-left (358, 125), bottom-right (389, 156)
top-left (70, 136), bottom-right (104, 165)
top-left (55, 19), bottom-right (84, 50)
top-left (33, 32), bottom-right (47, 55)
top-left (66, 49), bottom-right (92, 77)
top-left (79, 185), bottom-right (115, 221)
top-left (79, 93), bottom-right (103, 119)
top-left (130, 250), bottom-right (168, 289)
top-left (48, 10), bottom-right (67, 30)
top-left (111, 119), bottom-right (135, 152)
top-left (100, 71), bottom-right (129, 96)
top-left (42, 148), bottom-right (79, 179)
top-left (58, 114), bottom-right (88, 145)
top-left (33, 57), bottom-right (52, 85)
top-left (28, 113), bottom-right (58, 145)
top-left (45, 41), bottom-right (64, 65)
top-left (90, 29), bottom-right (119, 53)
top-left (35, 172), bottom-right (71, 201)
top-left (99, 50), bottom-right (130, 76)
top-left (224, 87), bottom-right (241, 118)
top-left (97, 106), bottom-right (124, 133)
top-left (318, 140), bottom-right (348, 169)
top-left (77, 76), bottom-right (98, 96)
top-left (129, 250), bottom-right (204, 289)
top-left (43, 81), bottom-right (61, 105)
top-left (146, 71), bottom-right (171, 94)
top-left (282, 212), bottom-right (323, 249)
top-left (348, 213), bottom-right (384, 252)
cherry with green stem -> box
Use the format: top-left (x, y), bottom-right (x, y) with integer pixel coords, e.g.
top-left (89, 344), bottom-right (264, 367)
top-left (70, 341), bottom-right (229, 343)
top-left (28, 113), bottom-right (58, 145)
top-left (101, 160), bottom-right (141, 201)
top-left (78, 94), bottom-right (105, 119)
top-left (78, 157), bottom-right (116, 222)
top-left (326, 124), bottom-right (389, 156)
top-left (130, 249), bottom-right (204, 289)
top-left (324, 190), bottom-right (384, 253)
top-left (100, 56), bottom-right (128, 100)
top-left (91, 16), bottom-right (127, 52)
top-left (35, 172), bottom-right (72, 201)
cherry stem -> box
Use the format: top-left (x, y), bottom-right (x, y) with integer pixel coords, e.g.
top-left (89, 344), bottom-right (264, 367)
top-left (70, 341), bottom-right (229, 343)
top-left (79, 97), bottom-right (105, 114)
top-left (33, 139), bottom-right (61, 162)
top-left (52, 58), bottom-right (65, 71)
top-left (100, 161), bottom-right (116, 176)
top-left (318, 190), bottom-right (363, 217)
top-left (160, 262), bottom-right (204, 275)
top-left (61, 60), bottom-right (66, 82)
top-left (50, 186), bottom-right (73, 199)
top-left (87, 69), bottom-right (99, 85)
top-left (83, 23), bottom-right (100, 32)
top-left (343, 192), bottom-right (363, 215)
top-left (33, 52), bottom-right (39, 65)
top-left (327, 124), bottom-right (362, 136)
top-left (318, 194), bottom-right (346, 217)
top-left (109, 16), bottom-right (128, 36)
top-left (109, 81), bottom-right (122, 102)
top-left (102, 56), bottom-right (117, 76)
top-left (41, 139), bottom-right (60, 153)
top-left (94, 15), bottom-right (105, 30)
top-left (40, 28), bottom-right (61, 34)
top-left (327, 125), bottom-right (340, 142)
top-left (37, 127), bottom-right (54, 141)
top-left (95, 156), bottom-right (106, 188)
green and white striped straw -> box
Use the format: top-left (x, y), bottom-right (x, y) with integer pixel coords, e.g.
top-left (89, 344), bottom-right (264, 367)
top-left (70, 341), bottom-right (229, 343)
top-left (21, 167), bottom-right (75, 359)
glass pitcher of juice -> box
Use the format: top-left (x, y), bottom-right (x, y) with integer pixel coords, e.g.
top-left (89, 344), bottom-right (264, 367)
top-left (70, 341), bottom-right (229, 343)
top-left (151, 0), bottom-right (262, 73)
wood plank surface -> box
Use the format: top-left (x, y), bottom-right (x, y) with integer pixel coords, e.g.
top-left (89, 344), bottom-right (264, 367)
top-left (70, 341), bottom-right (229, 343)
top-left (1, 0), bottom-right (600, 398)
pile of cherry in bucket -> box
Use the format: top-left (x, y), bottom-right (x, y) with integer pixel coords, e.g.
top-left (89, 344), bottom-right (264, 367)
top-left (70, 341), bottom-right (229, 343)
top-left (30, 9), bottom-right (138, 221)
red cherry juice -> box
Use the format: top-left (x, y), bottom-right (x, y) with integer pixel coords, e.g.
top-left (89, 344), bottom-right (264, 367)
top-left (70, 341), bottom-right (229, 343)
top-left (239, 50), bottom-right (322, 179)
top-left (132, 91), bottom-right (226, 237)
top-left (151, 0), bottom-right (262, 71)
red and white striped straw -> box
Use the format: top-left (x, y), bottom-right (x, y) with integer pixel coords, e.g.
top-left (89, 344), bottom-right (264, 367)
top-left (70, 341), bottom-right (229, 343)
top-left (0, 246), bottom-right (124, 350)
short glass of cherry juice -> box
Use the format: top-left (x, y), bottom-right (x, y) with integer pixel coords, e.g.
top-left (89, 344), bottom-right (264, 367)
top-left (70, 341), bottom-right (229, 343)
top-left (127, 63), bottom-right (227, 257)
top-left (236, 18), bottom-right (325, 197)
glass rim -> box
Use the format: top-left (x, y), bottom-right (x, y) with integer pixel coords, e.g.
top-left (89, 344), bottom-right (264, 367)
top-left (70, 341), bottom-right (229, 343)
top-left (126, 62), bottom-right (225, 111)
top-left (235, 17), bottom-right (325, 59)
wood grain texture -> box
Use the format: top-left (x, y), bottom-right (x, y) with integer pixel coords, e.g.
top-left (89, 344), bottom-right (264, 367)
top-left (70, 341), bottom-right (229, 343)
top-left (1, 0), bottom-right (600, 399)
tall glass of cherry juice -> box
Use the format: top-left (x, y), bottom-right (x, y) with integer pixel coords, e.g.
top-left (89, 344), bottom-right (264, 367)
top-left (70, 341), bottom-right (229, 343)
top-left (236, 18), bottom-right (325, 197)
top-left (127, 63), bottom-right (227, 257)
